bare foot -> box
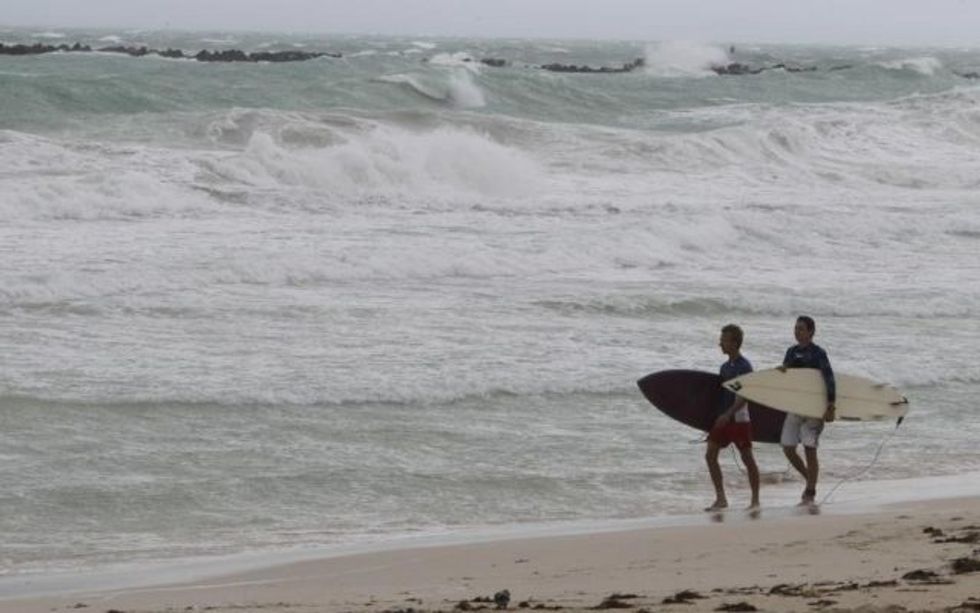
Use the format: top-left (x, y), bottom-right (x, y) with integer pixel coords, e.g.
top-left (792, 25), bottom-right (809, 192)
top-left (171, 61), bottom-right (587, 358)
top-left (797, 488), bottom-right (816, 507)
top-left (704, 500), bottom-right (728, 512)
top-left (746, 501), bottom-right (760, 511)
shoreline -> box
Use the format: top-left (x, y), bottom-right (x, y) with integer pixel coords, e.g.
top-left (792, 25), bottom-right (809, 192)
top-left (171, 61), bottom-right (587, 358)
top-left (5, 471), bottom-right (980, 601)
top-left (2, 486), bottom-right (979, 612)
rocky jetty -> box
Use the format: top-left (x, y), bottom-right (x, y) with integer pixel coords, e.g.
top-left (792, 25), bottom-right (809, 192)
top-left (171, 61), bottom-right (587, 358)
top-left (194, 49), bottom-right (341, 62)
top-left (539, 58), bottom-right (645, 73)
top-left (712, 62), bottom-right (821, 75)
top-left (0, 42), bottom-right (92, 55)
top-left (0, 42), bottom-right (341, 62)
top-left (475, 56), bottom-right (846, 76)
top-left (479, 58), bottom-right (508, 68)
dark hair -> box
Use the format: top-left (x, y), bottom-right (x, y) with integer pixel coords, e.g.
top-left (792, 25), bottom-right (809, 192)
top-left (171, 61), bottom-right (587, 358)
top-left (721, 323), bottom-right (743, 349)
top-left (796, 315), bottom-right (815, 334)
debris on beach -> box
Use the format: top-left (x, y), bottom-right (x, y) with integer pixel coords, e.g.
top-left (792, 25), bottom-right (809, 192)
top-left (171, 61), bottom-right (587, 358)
top-left (714, 602), bottom-right (758, 612)
top-left (951, 556), bottom-right (980, 574)
top-left (592, 594), bottom-right (639, 609)
top-left (902, 569), bottom-right (940, 581)
top-left (517, 601), bottom-right (561, 610)
top-left (662, 589), bottom-right (706, 604)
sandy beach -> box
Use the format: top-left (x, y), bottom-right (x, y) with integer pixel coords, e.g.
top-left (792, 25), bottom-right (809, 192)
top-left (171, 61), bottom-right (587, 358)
top-left (2, 496), bottom-right (978, 613)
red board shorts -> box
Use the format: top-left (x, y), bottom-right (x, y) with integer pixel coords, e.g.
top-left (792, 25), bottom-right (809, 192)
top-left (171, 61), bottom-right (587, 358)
top-left (708, 422), bottom-right (753, 450)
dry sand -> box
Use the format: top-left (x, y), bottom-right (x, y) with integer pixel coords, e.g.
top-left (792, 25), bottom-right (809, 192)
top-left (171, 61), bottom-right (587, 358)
top-left (2, 497), bottom-right (979, 613)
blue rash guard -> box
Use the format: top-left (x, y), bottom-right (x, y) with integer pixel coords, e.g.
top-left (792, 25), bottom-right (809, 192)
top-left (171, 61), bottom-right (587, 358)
top-left (783, 343), bottom-right (836, 403)
top-left (720, 355), bottom-right (753, 420)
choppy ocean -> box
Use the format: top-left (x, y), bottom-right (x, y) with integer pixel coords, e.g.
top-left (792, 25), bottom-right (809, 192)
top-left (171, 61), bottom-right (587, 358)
top-left (1, 27), bottom-right (980, 584)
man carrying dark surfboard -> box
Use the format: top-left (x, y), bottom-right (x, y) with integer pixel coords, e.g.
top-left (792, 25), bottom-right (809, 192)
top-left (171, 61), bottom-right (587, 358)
top-left (705, 324), bottom-right (761, 511)
top-left (779, 315), bottom-right (836, 506)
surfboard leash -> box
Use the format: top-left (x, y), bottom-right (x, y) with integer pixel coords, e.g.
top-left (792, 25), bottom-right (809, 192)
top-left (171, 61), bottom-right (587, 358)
top-left (819, 417), bottom-right (905, 506)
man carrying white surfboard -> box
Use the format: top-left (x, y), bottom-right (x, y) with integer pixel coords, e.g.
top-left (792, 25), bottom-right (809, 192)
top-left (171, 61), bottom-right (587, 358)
top-left (779, 315), bottom-right (836, 506)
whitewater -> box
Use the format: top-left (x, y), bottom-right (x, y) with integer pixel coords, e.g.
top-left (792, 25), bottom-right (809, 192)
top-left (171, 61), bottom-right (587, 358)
top-left (1, 28), bottom-right (979, 584)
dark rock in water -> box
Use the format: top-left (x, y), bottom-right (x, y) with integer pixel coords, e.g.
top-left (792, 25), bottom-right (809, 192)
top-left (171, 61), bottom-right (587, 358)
top-left (827, 64), bottom-right (854, 71)
top-left (712, 62), bottom-right (764, 75)
top-left (540, 58), bottom-right (644, 74)
top-left (98, 45), bottom-right (150, 57)
top-left (193, 49), bottom-right (341, 62)
top-left (494, 589), bottom-right (511, 610)
top-left (481, 58), bottom-right (508, 68)
top-left (712, 62), bottom-right (824, 75)
top-left (956, 71), bottom-right (980, 79)
top-left (777, 63), bottom-right (818, 73)
top-left (252, 50), bottom-right (341, 62)
top-left (196, 49), bottom-right (249, 62)
top-left (0, 42), bottom-right (83, 55)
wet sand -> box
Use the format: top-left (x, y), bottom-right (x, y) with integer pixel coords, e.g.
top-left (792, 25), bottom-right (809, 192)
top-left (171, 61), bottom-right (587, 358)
top-left (2, 496), bottom-right (979, 613)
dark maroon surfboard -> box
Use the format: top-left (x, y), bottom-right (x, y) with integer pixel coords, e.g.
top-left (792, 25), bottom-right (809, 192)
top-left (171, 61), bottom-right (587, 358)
top-left (637, 369), bottom-right (786, 443)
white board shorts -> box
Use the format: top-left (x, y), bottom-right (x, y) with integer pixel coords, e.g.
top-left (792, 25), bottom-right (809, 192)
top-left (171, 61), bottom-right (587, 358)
top-left (780, 413), bottom-right (824, 448)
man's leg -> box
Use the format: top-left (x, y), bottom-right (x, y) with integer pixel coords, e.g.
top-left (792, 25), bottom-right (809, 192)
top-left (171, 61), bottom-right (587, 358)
top-left (705, 441), bottom-right (727, 510)
top-left (803, 445), bottom-right (819, 502)
top-left (783, 445), bottom-right (808, 480)
top-left (739, 447), bottom-right (761, 508)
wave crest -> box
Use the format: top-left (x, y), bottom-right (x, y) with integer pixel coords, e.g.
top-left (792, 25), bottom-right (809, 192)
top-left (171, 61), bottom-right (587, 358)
top-left (643, 41), bottom-right (730, 78)
top-left (877, 56), bottom-right (944, 76)
top-left (203, 124), bottom-right (539, 198)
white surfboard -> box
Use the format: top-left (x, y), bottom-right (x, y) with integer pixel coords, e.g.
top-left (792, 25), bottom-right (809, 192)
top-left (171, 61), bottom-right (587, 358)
top-left (722, 368), bottom-right (909, 422)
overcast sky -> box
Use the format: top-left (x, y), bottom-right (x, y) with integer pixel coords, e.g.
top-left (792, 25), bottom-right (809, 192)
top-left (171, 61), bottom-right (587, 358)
top-left (3, 0), bottom-right (979, 46)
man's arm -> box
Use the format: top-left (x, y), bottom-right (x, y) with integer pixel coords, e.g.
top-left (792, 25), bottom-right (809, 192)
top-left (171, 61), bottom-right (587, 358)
top-left (818, 347), bottom-right (836, 421)
top-left (778, 347), bottom-right (793, 371)
top-left (817, 348), bottom-right (835, 402)
top-left (715, 397), bottom-right (747, 427)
